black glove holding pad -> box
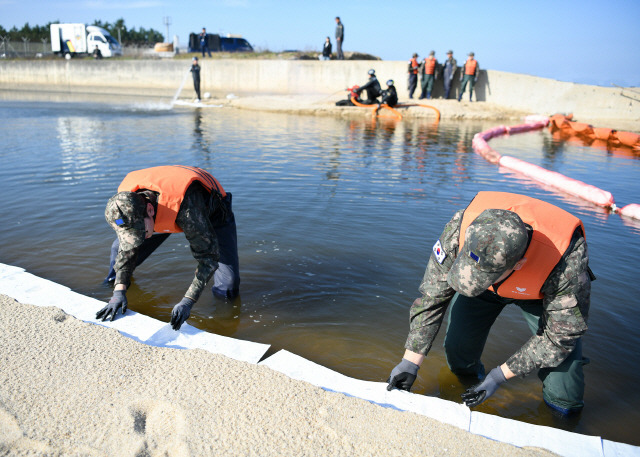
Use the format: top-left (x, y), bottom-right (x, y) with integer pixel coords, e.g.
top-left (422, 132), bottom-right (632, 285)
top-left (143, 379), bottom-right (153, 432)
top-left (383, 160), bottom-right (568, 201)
top-left (170, 297), bottom-right (195, 331)
top-left (461, 366), bottom-right (507, 407)
top-left (96, 289), bottom-right (128, 321)
top-left (387, 358), bottom-right (420, 391)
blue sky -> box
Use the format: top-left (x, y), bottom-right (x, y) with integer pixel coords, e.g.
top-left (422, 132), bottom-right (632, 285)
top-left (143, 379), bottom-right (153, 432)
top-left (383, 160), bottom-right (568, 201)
top-left (2, 0), bottom-right (638, 86)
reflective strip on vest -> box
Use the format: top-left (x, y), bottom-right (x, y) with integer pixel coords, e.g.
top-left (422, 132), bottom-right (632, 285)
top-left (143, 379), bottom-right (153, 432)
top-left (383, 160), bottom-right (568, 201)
top-left (458, 191), bottom-right (584, 300)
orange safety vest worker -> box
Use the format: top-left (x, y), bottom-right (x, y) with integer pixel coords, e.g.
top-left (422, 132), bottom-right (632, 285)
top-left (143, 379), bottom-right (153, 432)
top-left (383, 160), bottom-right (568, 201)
top-left (458, 191), bottom-right (585, 300)
top-left (409, 57), bottom-right (419, 74)
top-left (423, 57), bottom-right (437, 75)
top-left (464, 58), bottom-right (478, 76)
top-left (118, 165), bottom-right (226, 234)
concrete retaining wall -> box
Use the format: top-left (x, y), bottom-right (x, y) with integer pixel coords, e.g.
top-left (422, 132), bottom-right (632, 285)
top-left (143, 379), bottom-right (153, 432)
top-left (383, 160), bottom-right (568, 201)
top-left (0, 59), bottom-right (637, 121)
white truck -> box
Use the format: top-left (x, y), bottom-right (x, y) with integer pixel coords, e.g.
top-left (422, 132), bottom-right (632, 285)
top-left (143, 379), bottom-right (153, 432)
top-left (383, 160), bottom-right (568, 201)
top-left (50, 24), bottom-right (122, 59)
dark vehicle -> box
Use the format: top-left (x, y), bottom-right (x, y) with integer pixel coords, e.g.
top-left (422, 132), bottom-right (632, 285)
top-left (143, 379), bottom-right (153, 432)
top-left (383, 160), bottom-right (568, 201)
top-left (188, 33), bottom-right (253, 53)
top-left (220, 37), bottom-right (253, 52)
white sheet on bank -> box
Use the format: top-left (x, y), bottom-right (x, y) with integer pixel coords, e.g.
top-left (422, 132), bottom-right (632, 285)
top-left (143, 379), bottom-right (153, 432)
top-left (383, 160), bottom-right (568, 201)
top-left (1, 262), bottom-right (638, 457)
top-left (0, 263), bottom-right (269, 364)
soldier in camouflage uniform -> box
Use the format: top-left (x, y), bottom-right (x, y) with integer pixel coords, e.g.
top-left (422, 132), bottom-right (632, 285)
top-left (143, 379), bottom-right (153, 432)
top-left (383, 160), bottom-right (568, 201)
top-left (387, 193), bottom-right (592, 415)
top-left (98, 166), bottom-right (239, 331)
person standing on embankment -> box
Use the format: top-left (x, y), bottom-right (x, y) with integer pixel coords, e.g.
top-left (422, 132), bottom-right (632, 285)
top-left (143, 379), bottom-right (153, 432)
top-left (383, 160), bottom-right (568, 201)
top-left (191, 56), bottom-right (202, 102)
top-left (458, 52), bottom-right (479, 102)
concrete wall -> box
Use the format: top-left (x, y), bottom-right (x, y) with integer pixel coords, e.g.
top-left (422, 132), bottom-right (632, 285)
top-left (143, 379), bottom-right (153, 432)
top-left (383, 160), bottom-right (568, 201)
top-left (0, 59), bottom-right (638, 121)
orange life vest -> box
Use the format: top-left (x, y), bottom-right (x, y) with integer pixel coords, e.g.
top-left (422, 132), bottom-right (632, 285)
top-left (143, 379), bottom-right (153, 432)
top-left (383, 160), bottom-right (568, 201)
top-left (424, 57), bottom-right (436, 75)
top-left (458, 192), bottom-right (584, 300)
top-left (409, 57), bottom-right (419, 74)
top-left (464, 59), bottom-right (478, 76)
top-left (118, 165), bottom-right (226, 234)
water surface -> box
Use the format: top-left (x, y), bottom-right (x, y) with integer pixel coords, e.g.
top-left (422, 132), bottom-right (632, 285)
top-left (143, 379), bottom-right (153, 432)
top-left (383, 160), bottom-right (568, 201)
top-left (0, 97), bottom-right (639, 445)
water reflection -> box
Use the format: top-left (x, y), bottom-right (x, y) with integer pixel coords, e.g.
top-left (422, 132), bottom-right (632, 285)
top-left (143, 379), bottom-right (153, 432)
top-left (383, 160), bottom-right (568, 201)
top-left (1, 101), bottom-right (639, 445)
top-left (550, 129), bottom-right (640, 160)
top-left (541, 133), bottom-right (565, 159)
top-left (191, 109), bottom-right (212, 156)
top-left (57, 117), bottom-right (105, 156)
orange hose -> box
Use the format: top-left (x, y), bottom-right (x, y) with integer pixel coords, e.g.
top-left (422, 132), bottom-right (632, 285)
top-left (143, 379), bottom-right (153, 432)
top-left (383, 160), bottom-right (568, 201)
top-left (350, 96), bottom-right (440, 122)
top-left (397, 103), bottom-right (441, 122)
top-left (350, 95), bottom-right (375, 108)
top-left (376, 104), bottom-right (403, 120)
top-left (350, 96), bottom-right (403, 120)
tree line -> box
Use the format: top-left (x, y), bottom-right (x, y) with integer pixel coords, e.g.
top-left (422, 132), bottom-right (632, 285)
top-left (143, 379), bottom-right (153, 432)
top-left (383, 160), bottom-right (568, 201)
top-left (0, 18), bottom-right (163, 46)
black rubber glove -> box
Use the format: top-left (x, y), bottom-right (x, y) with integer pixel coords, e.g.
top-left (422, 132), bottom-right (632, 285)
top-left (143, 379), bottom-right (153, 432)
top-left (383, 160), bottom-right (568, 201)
top-left (386, 358), bottom-right (420, 391)
top-left (170, 297), bottom-right (195, 331)
top-left (461, 366), bottom-right (507, 407)
top-left (96, 289), bottom-right (128, 322)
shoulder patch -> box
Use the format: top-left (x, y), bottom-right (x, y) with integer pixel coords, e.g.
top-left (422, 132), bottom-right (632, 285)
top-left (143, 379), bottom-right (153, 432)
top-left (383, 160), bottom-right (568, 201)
top-left (433, 239), bottom-right (446, 264)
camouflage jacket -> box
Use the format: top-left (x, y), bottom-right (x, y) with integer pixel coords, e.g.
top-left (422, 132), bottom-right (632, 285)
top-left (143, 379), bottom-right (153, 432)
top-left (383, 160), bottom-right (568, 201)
top-left (405, 210), bottom-right (591, 378)
top-left (114, 183), bottom-right (220, 302)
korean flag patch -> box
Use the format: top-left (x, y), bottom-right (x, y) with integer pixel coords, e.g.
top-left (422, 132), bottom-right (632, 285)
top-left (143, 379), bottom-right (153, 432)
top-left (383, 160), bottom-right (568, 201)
top-left (433, 239), bottom-right (446, 264)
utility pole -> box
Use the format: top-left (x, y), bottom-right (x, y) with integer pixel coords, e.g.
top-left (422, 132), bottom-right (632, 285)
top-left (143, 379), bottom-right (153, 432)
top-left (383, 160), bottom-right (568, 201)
top-left (21, 37), bottom-right (29, 57)
top-left (163, 16), bottom-right (171, 43)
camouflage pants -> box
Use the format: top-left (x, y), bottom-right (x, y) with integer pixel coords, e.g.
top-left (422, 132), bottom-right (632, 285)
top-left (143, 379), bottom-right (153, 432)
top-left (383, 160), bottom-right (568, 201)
top-left (444, 291), bottom-right (586, 412)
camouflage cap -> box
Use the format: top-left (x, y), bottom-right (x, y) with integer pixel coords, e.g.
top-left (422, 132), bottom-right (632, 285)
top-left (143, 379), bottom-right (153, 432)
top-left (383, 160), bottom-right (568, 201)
top-left (447, 209), bottom-right (528, 297)
top-left (104, 191), bottom-right (147, 251)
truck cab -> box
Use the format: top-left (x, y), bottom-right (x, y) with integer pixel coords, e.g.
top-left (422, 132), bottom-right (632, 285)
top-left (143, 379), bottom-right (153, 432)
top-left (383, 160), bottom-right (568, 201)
top-left (86, 26), bottom-right (122, 58)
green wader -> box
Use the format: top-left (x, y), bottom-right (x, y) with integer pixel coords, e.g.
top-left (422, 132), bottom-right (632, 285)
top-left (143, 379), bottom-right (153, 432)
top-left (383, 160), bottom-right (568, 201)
top-left (444, 291), bottom-right (587, 413)
top-left (420, 74), bottom-right (435, 99)
top-left (458, 74), bottom-right (475, 101)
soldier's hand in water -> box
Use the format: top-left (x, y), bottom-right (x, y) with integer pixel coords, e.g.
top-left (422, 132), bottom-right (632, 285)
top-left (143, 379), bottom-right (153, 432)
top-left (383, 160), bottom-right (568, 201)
top-left (170, 297), bottom-right (195, 331)
top-left (461, 366), bottom-right (507, 407)
top-left (96, 289), bottom-right (128, 321)
top-left (386, 358), bottom-right (420, 391)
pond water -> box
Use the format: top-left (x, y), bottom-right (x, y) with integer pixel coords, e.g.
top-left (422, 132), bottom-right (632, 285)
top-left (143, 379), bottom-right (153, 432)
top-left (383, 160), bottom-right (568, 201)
top-left (0, 97), bottom-right (639, 445)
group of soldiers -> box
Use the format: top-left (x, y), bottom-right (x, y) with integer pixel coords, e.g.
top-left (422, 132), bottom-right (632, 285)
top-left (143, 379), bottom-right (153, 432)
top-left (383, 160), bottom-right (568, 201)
top-left (337, 50), bottom-right (481, 108)
top-left (407, 50), bottom-right (480, 101)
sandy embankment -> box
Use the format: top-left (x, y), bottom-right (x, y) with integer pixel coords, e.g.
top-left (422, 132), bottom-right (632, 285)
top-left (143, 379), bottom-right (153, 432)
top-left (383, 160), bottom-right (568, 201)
top-left (198, 93), bottom-right (531, 121)
top-left (0, 295), bottom-right (554, 457)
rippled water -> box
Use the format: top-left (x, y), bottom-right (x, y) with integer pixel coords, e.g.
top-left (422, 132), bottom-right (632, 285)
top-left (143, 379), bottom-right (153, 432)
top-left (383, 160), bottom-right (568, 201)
top-left (0, 97), bottom-right (639, 445)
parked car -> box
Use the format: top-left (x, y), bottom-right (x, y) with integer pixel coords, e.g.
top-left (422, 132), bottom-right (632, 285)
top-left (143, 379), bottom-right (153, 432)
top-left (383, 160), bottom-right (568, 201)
top-left (188, 33), bottom-right (253, 53)
top-left (219, 37), bottom-right (253, 52)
